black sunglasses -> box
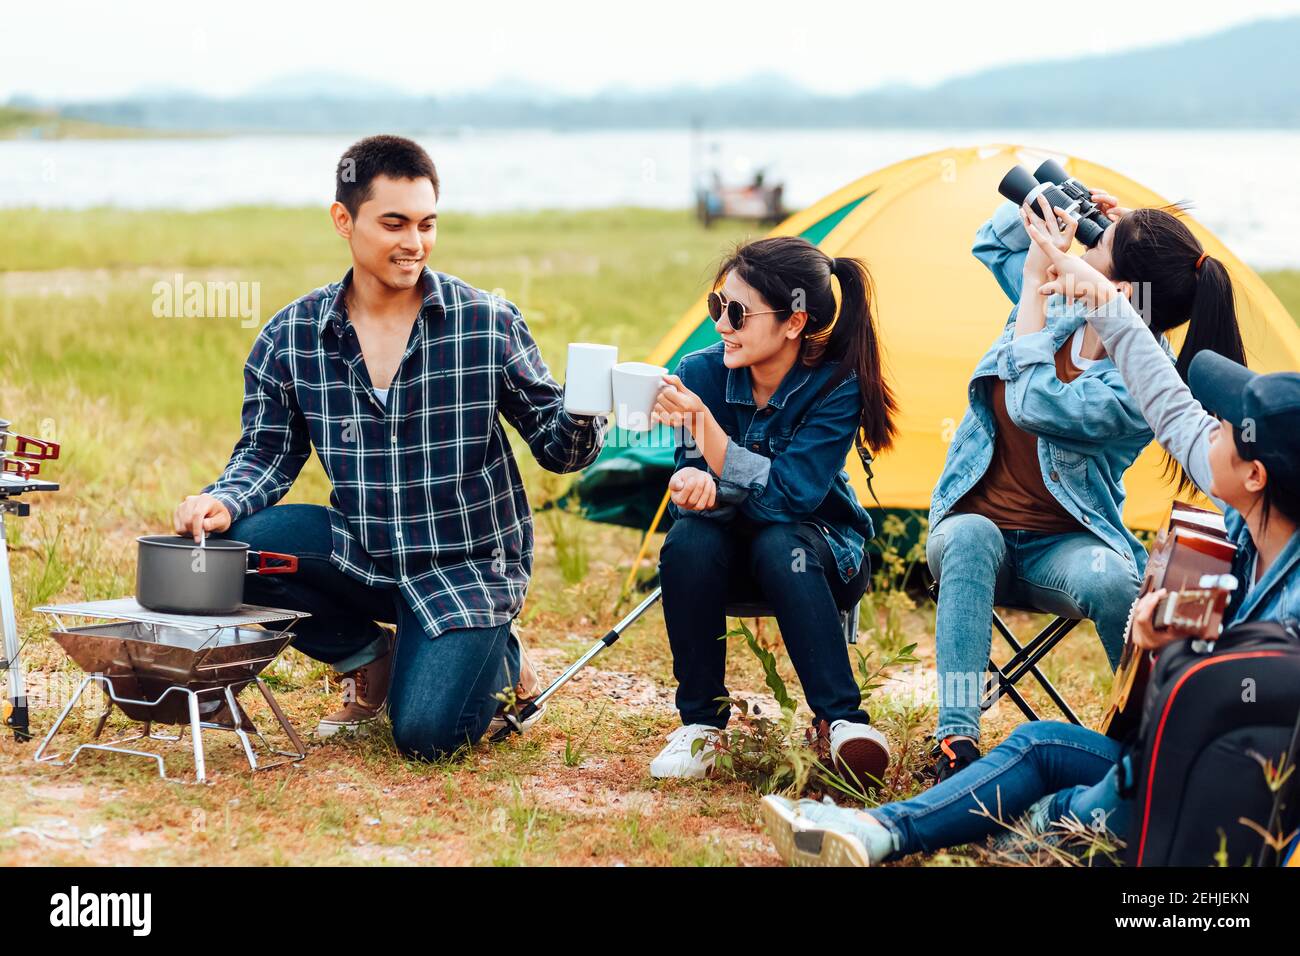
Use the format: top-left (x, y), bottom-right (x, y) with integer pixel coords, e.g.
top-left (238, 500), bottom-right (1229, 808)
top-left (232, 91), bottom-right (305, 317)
top-left (707, 291), bottom-right (783, 331)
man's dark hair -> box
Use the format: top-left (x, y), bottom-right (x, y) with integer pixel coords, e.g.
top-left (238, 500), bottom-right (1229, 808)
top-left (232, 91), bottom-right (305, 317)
top-left (335, 135), bottom-right (440, 217)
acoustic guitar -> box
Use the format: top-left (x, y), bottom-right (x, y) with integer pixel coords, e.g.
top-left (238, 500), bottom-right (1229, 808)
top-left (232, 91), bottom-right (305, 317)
top-left (1099, 502), bottom-right (1238, 740)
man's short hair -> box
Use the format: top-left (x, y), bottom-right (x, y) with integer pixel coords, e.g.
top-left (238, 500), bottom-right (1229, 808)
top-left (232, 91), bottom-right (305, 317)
top-left (335, 135), bottom-right (440, 217)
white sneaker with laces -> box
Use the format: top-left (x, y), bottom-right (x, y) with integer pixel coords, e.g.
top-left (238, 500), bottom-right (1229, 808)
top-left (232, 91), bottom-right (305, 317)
top-left (760, 794), bottom-right (892, 867)
top-left (829, 720), bottom-right (890, 788)
top-left (650, 724), bottom-right (723, 779)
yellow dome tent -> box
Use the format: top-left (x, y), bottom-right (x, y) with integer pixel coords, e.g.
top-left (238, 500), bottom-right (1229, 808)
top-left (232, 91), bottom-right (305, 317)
top-left (574, 144), bottom-right (1300, 535)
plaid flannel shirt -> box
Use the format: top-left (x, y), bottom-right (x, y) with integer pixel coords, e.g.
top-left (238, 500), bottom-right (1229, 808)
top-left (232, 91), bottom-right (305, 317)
top-left (205, 267), bottom-right (606, 638)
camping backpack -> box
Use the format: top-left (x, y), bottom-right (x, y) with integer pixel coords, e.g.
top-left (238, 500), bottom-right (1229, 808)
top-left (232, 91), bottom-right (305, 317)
top-left (1123, 618), bottom-right (1300, 867)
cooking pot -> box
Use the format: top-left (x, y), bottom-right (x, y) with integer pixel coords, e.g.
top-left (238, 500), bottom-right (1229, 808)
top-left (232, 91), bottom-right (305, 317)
top-left (136, 535), bottom-right (298, 615)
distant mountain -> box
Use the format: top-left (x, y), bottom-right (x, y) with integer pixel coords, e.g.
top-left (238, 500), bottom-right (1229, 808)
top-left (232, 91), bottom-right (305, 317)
top-left (241, 71), bottom-right (409, 101)
top-left (46, 16), bottom-right (1300, 132)
top-left (910, 16), bottom-right (1300, 126)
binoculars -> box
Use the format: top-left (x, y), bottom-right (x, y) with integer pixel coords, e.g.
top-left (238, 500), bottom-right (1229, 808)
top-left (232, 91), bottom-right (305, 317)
top-left (998, 159), bottom-right (1113, 248)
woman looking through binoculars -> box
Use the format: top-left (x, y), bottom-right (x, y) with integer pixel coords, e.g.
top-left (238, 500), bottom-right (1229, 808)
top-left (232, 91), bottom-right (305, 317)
top-left (922, 186), bottom-right (1248, 780)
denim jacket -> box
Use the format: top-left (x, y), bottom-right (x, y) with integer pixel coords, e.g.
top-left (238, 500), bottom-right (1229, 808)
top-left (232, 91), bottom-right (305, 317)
top-left (669, 341), bottom-right (873, 582)
top-left (929, 202), bottom-right (1173, 572)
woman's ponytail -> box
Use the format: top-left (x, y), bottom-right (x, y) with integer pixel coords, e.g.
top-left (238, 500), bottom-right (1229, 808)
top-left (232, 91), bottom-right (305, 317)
top-left (824, 255), bottom-right (898, 453)
top-left (1178, 255), bottom-right (1246, 382)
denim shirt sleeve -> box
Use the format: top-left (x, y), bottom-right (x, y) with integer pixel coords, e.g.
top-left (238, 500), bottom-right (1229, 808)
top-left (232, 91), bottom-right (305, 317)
top-left (718, 378), bottom-right (860, 522)
top-left (667, 355), bottom-right (738, 522)
top-left (993, 299), bottom-right (1151, 449)
top-left (972, 201), bottom-right (1032, 304)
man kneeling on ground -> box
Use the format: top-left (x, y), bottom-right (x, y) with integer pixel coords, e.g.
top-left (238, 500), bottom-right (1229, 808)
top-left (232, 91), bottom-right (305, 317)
top-left (173, 135), bottom-right (605, 758)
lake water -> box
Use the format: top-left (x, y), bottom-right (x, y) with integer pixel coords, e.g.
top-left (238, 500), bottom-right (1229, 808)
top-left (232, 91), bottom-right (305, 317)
top-left (2, 128), bottom-right (1296, 268)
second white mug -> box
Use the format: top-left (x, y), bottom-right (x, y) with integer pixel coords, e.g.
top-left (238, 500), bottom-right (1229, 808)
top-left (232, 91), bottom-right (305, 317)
top-left (613, 361), bottom-right (669, 432)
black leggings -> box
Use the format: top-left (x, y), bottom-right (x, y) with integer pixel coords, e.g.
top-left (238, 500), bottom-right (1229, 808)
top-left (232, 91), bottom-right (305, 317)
top-left (658, 514), bottom-right (869, 728)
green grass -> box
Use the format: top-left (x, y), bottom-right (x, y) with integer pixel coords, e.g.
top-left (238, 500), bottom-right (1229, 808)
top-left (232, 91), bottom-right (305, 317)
top-left (0, 205), bottom-right (1294, 867)
top-left (0, 207), bottom-right (755, 521)
top-left (1263, 270), bottom-right (1300, 318)
top-left (0, 105), bottom-right (156, 140)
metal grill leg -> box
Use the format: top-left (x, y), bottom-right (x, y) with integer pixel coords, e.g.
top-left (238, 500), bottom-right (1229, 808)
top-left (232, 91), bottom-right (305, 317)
top-left (255, 678), bottom-right (307, 760)
top-left (186, 689), bottom-right (207, 784)
top-left (224, 685), bottom-right (260, 771)
top-left (33, 674), bottom-right (93, 763)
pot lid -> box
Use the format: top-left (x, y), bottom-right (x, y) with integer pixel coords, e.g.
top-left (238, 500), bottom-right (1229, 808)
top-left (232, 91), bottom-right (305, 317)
top-left (137, 534), bottom-right (248, 551)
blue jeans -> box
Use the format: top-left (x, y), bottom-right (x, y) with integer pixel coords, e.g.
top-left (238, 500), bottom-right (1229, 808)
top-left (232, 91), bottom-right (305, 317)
top-left (927, 512), bottom-right (1140, 741)
top-left (870, 721), bottom-right (1129, 855)
top-left (223, 504), bottom-right (519, 760)
top-left (658, 514), bottom-right (869, 729)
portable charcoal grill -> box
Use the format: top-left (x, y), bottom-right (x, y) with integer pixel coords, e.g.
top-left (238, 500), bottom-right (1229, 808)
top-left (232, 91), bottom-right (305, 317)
top-left (34, 598), bottom-right (309, 783)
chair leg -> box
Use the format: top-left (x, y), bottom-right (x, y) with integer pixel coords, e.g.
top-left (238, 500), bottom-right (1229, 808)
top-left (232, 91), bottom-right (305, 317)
top-left (929, 581), bottom-right (1082, 726)
top-left (982, 660), bottom-right (1040, 721)
top-left (842, 600), bottom-right (859, 645)
top-left (1006, 620), bottom-right (1081, 724)
top-left (991, 612), bottom-right (1082, 726)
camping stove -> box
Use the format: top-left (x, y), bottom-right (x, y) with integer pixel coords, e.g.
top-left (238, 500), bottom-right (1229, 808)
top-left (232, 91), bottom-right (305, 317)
top-left (33, 598), bottom-right (309, 783)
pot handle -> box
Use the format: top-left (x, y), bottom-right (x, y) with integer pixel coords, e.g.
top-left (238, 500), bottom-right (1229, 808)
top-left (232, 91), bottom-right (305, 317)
top-left (248, 550), bottom-right (299, 575)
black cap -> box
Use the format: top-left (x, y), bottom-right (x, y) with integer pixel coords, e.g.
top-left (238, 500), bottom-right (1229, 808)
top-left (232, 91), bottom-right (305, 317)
top-left (1188, 351), bottom-right (1300, 493)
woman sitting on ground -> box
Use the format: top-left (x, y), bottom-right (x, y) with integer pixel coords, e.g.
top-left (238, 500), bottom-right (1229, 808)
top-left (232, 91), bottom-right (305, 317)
top-left (647, 236), bottom-right (897, 787)
top-left (758, 220), bottom-right (1300, 867)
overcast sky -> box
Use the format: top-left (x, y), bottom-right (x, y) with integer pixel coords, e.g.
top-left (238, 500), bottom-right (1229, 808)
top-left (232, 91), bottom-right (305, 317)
top-left (5, 0), bottom-right (1300, 101)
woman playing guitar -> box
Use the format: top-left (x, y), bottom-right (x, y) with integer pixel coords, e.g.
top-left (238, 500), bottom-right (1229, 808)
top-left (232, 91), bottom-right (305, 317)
top-left (756, 202), bottom-right (1300, 867)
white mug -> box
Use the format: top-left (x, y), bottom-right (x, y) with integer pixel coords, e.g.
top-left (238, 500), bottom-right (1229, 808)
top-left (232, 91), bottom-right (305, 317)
top-left (564, 343), bottom-right (618, 416)
top-left (613, 361), bottom-right (669, 432)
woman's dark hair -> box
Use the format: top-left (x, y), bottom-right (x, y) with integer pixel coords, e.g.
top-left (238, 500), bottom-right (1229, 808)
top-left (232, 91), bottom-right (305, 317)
top-left (1259, 479), bottom-right (1300, 534)
top-left (713, 236), bottom-right (897, 452)
top-left (1110, 207), bottom-right (1247, 491)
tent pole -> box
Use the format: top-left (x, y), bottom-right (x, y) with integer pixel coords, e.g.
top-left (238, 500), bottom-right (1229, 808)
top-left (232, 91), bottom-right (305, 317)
top-left (620, 485), bottom-right (672, 601)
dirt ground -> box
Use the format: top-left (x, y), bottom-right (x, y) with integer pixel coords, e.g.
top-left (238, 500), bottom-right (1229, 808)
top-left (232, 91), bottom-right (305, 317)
top-left (0, 511), bottom-right (1115, 867)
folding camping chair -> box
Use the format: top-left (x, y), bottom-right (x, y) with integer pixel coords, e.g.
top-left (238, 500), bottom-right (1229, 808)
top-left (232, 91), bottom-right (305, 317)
top-left (726, 588), bottom-right (865, 646)
top-left (927, 581), bottom-right (1082, 725)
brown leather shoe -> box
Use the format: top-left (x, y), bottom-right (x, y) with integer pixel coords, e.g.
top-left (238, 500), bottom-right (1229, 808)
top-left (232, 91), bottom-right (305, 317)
top-left (516, 630), bottom-right (543, 700)
top-left (316, 640), bottom-right (394, 738)
top-left (488, 629), bottom-right (547, 736)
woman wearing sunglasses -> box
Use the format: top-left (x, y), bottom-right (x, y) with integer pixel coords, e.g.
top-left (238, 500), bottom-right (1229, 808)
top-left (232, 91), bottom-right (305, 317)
top-left (646, 236), bottom-right (897, 786)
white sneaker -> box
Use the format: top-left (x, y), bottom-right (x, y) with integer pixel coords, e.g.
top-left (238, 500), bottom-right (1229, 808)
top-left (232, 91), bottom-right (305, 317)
top-left (649, 724), bottom-right (723, 779)
top-left (760, 795), bottom-right (880, 867)
top-left (829, 720), bottom-right (890, 789)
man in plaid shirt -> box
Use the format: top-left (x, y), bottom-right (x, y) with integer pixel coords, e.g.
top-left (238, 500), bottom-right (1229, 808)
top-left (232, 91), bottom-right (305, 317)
top-left (174, 136), bottom-right (606, 757)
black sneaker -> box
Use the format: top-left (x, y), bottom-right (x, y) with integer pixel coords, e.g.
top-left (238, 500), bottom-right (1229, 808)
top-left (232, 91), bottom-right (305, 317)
top-left (933, 736), bottom-right (981, 783)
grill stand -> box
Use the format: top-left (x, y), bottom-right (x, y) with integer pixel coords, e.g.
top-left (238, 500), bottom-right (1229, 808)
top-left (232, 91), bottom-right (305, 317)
top-left (34, 674), bottom-right (307, 785)
top-left (34, 600), bottom-right (309, 785)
